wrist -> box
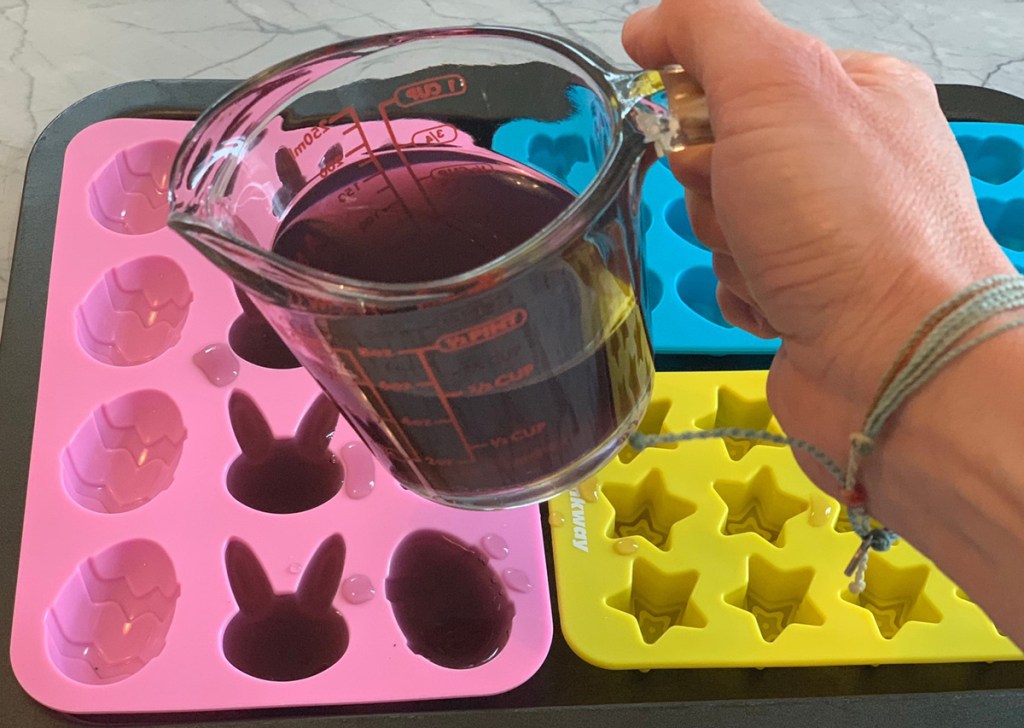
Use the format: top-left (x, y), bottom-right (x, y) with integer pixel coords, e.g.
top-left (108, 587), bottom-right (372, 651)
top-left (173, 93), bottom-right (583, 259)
top-left (858, 317), bottom-right (1024, 637)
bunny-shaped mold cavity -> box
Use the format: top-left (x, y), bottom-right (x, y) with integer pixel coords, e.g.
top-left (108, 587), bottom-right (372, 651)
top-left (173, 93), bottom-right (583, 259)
top-left (223, 535), bottom-right (348, 681)
top-left (228, 287), bottom-right (300, 370)
top-left (226, 391), bottom-right (343, 514)
top-left (386, 530), bottom-right (515, 670)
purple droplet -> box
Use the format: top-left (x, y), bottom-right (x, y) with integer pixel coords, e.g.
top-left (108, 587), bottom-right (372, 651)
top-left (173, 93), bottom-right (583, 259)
top-left (341, 441), bottom-right (375, 499)
top-left (342, 574), bottom-right (376, 604)
top-left (502, 568), bottom-right (532, 594)
top-left (480, 534), bottom-right (510, 560)
top-left (192, 343), bottom-right (240, 386)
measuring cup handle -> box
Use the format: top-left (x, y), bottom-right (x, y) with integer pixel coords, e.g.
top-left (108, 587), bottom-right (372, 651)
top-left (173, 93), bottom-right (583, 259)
top-left (627, 66), bottom-right (714, 156)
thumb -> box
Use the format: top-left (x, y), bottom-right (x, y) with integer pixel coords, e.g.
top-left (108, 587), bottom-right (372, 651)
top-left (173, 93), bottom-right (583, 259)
top-left (623, 1), bottom-right (847, 111)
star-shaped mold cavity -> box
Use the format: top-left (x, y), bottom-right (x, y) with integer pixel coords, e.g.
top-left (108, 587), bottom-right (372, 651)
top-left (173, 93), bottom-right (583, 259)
top-left (726, 556), bottom-right (823, 643)
top-left (607, 558), bottom-right (705, 645)
top-left (714, 468), bottom-right (806, 546)
top-left (618, 399), bottom-right (678, 464)
top-left (842, 558), bottom-right (941, 639)
top-left (603, 471), bottom-right (696, 550)
top-left (696, 387), bottom-right (784, 461)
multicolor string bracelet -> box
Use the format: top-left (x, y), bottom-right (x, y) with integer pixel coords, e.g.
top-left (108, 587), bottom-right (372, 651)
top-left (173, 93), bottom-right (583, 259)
top-left (629, 273), bottom-right (1024, 593)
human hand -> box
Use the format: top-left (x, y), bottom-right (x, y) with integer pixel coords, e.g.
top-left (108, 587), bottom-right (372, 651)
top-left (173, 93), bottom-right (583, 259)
top-left (624, 0), bottom-right (1014, 501)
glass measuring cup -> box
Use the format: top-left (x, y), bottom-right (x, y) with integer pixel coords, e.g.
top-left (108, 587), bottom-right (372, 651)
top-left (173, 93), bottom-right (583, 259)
top-left (168, 26), bottom-right (711, 509)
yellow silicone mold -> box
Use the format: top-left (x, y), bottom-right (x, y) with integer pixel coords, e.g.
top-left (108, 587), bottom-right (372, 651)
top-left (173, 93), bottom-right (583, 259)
top-left (549, 371), bottom-right (1021, 668)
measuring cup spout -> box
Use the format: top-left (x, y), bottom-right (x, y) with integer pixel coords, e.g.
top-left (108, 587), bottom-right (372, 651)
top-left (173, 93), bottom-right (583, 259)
top-left (167, 210), bottom-right (285, 305)
top-left (616, 67), bottom-right (714, 156)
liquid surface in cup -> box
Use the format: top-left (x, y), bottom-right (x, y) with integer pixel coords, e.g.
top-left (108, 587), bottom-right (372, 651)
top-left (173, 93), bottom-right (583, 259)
top-left (270, 147), bottom-right (652, 504)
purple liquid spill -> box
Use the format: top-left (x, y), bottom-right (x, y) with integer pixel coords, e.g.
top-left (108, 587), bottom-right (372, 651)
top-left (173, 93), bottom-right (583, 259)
top-left (480, 534), bottom-right (510, 561)
top-left (192, 343), bottom-right (240, 387)
top-left (341, 575), bottom-right (376, 605)
top-left (340, 442), bottom-right (375, 499)
top-left (501, 568), bottom-right (532, 594)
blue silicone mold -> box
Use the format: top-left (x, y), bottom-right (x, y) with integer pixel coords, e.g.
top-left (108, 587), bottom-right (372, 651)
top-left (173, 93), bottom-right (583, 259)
top-left (494, 98), bottom-right (1024, 357)
top-left (953, 121), bottom-right (1024, 272)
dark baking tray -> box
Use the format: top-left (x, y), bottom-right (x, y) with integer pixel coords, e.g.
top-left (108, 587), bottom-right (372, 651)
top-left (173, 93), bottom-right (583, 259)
top-left (3, 80), bottom-right (1024, 727)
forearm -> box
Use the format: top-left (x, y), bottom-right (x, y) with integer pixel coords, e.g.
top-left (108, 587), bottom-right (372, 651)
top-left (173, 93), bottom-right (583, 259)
top-left (864, 324), bottom-right (1024, 645)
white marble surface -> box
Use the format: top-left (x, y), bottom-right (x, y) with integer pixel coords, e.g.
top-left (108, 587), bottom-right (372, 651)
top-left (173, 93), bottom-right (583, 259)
top-left (2, 0), bottom-right (1024, 336)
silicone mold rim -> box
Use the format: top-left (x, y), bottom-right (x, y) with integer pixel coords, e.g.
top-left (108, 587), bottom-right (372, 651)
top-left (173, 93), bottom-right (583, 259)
top-left (4, 80), bottom-right (1024, 728)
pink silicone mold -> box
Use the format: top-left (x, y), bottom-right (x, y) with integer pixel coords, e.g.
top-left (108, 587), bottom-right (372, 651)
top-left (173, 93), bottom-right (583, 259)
top-left (88, 139), bottom-right (179, 235)
top-left (61, 389), bottom-right (186, 513)
top-left (76, 256), bottom-right (193, 366)
top-left (45, 540), bottom-right (180, 685)
top-left (11, 119), bottom-right (553, 714)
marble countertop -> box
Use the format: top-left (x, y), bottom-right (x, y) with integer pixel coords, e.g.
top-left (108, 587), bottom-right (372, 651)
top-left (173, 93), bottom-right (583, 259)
top-left (2, 0), bottom-right (1024, 337)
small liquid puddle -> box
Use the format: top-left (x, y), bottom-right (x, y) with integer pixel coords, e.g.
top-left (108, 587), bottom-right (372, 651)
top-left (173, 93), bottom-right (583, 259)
top-left (342, 575), bottom-right (376, 604)
top-left (480, 534), bottom-right (510, 560)
top-left (192, 343), bottom-right (240, 386)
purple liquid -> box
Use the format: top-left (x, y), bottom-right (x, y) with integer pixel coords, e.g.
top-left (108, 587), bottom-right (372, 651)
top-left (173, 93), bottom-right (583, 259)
top-left (386, 530), bottom-right (514, 669)
top-left (223, 536), bottom-right (348, 682)
top-left (226, 392), bottom-right (343, 514)
top-left (270, 147), bottom-right (651, 501)
top-left (229, 287), bottom-right (300, 370)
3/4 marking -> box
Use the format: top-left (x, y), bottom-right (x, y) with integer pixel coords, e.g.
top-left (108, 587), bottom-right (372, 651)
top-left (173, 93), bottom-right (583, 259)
top-left (412, 124), bottom-right (457, 145)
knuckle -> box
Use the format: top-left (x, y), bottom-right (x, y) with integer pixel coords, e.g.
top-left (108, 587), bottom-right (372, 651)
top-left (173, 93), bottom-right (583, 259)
top-left (868, 54), bottom-right (933, 86)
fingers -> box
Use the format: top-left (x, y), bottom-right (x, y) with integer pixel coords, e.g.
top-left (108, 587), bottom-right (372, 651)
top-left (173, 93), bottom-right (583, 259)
top-left (684, 190), bottom-right (727, 252)
top-left (668, 145), bottom-right (711, 196)
top-left (712, 251), bottom-right (754, 306)
top-left (623, 0), bottom-right (844, 107)
top-left (717, 285), bottom-right (778, 338)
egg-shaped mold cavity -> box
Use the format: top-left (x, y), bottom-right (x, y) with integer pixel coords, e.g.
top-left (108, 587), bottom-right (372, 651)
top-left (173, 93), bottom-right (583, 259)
top-left (45, 540), bottom-right (179, 684)
top-left (665, 198), bottom-right (706, 250)
top-left (88, 140), bottom-right (179, 234)
top-left (957, 135), bottom-right (1024, 186)
top-left (223, 535), bottom-right (348, 681)
top-left (386, 530), bottom-right (515, 670)
top-left (62, 390), bottom-right (186, 513)
top-left (979, 198), bottom-right (1024, 252)
top-left (677, 266), bottom-right (731, 328)
top-left (76, 256), bottom-right (193, 366)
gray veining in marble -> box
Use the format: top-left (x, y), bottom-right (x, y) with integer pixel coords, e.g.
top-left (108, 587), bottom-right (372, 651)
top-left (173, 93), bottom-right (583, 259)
top-left (3, 0), bottom-right (1024, 336)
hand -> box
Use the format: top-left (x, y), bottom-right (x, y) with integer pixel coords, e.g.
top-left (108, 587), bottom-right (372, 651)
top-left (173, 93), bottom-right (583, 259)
top-left (624, 0), bottom-right (1014, 500)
